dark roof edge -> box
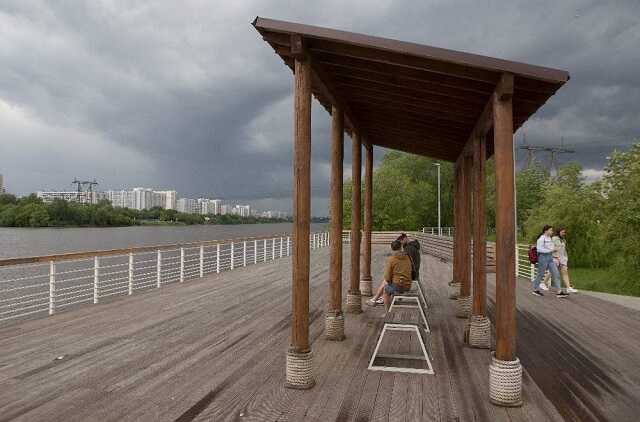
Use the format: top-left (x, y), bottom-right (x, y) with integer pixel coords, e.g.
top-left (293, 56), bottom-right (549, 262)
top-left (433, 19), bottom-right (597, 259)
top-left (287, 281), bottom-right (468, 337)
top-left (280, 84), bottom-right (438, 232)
top-left (253, 16), bottom-right (569, 85)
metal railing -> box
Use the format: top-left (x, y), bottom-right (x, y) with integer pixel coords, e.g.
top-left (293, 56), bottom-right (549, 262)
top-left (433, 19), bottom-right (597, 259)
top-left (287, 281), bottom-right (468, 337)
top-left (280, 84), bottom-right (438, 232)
top-left (0, 231), bottom-right (330, 324)
top-left (421, 227), bottom-right (455, 237)
top-left (420, 227), bottom-right (535, 279)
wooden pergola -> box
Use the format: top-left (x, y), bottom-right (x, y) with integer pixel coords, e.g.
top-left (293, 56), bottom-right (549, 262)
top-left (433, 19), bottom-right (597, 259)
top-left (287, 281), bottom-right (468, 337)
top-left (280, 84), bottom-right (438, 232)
top-left (253, 17), bottom-right (568, 405)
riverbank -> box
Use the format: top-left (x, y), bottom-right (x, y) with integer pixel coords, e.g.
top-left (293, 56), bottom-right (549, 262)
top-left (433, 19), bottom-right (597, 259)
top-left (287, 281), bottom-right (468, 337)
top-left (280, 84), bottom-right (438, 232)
top-left (0, 194), bottom-right (295, 228)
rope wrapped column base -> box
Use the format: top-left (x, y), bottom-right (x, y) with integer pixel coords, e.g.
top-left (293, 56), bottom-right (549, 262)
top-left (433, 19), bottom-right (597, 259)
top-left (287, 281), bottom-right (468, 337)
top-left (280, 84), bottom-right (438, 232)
top-left (360, 278), bottom-right (373, 297)
top-left (325, 313), bottom-right (345, 341)
top-left (468, 315), bottom-right (491, 349)
top-left (285, 350), bottom-right (315, 390)
top-left (456, 295), bottom-right (471, 318)
top-left (345, 291), bottom-right (363, 314)
top-left (489, 353), bottom-right (523, 407)
top-left (448, 281), bottom-right (460, 299)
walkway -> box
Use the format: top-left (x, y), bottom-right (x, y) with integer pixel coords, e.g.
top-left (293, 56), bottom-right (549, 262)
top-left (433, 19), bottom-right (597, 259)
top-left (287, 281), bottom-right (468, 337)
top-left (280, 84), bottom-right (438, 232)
top-left (0, 246), bottom-right (638, 421)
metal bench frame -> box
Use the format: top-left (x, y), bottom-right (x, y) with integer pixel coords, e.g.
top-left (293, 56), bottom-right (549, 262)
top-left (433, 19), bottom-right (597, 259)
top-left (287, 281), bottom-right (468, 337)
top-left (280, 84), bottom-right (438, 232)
top-left (367, 323), bottom-right (434, 375)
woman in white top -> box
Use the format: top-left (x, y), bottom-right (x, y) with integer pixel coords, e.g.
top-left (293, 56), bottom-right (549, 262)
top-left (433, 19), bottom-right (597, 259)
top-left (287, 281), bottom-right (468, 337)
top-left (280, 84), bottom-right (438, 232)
top-left (532, 225), bottom-right (568, 297)
top-left (542, 228), bottom-right (578, 293)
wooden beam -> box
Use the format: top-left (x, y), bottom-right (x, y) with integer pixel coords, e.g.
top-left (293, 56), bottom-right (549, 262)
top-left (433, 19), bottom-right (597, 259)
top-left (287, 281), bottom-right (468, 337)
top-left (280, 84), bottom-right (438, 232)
top-left (460, 72), bottom-right (515, 158)
top-left (307, 38), bottom-right (501, 85)
top-left (312, 51), bottom-right (497, 94)
top-left (493, 73), bottom-right (517, 361)
top-left (329, 106), bottom-right (344, 315)
top-left (362, 142), bottom-right (373, 282)
top-left (335, 79), bottom-right (486, 111)
top-left (331, 74), bottom-right (487, 106)
top-left (291, 56), bottom-right (312, 354)
top-left (367, 136), bottom-right (459, 161)
top-left (472, 135), bottom-right (487, 317)
top-left (363, 127), bottom-right (466, 147)
top-left (350, 132), bottom-right (362, 295)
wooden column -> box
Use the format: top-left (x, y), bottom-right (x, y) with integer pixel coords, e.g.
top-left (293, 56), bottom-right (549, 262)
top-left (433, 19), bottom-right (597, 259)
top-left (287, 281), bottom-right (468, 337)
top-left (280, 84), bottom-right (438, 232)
top-left (328, 106), bottom-right (344, 315)
top-left (459, 154), bottom-right (472, 298)
top-left (290, 55), bottom-right (312, 354)
top-left (452, 161), bottom-right (462, 287)
top-left (361, 142), bottom-right (373, 287)
top-left (472, 136), bottom-right (487, 316)
top-left (346, 131), bottom-right (362, 313)
top-left (493, 74), bottom-right (517, 361)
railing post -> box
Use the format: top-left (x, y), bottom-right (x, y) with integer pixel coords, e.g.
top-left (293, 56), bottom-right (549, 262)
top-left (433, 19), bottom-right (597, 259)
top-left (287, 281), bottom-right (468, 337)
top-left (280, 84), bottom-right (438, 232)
top-left (128, 252), bottom-right (133, 295)
top-left (264, 239), bottom-right (268, 262)
top-left (49, 261), bottom-right (55, 315)
top-left (287, 236), bottom-right (291, 256)
top-left (272, 238), bottom-right (276, 261)
top-left (530, 263), bottom-right (535, 282)
top-left (216, 243), bottom-right (220, 273)
top-left (280, 237), bottom-right (283, 258)
top-left (156, 250), bottom-right (161, 288)
top-left (254, 240), bottom-right (258, 264)
top-left (243, 241), bottom-right (247, 267)
top-left (231, 242), bottom-right (235, 270)
top-left (180, 247), bottom-right (185, 282)
top-left (94, 256), bottom-right (99, 303)
top-left (199, 245), bottom-right (204, 277)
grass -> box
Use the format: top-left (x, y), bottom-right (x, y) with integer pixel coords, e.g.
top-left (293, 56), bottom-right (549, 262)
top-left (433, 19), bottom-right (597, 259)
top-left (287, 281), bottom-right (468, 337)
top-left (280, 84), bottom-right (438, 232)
top-left (570, 267), bottom-right (640, 297)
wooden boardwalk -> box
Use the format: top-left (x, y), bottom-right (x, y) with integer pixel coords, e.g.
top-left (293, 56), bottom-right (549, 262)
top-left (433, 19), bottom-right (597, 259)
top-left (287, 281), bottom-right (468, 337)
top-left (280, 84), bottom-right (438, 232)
top-left (0, 246), bottom-right (638, 421)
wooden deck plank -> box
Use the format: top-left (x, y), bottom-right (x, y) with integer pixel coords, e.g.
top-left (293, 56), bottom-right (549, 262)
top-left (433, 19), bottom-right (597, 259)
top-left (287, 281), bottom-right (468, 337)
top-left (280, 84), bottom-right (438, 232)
top-left (2, 244), bottom-right (638, 421)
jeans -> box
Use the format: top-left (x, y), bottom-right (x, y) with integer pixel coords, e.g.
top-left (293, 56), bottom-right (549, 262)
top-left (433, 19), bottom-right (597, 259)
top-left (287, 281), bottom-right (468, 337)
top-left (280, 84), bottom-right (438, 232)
top-left (533, 253), bottom-right (561, 291)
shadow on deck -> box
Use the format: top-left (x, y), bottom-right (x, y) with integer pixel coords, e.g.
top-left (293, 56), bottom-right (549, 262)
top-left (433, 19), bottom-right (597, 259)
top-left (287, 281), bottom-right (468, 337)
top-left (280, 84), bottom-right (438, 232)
top-left (0, 246), bottom-right (638, 421)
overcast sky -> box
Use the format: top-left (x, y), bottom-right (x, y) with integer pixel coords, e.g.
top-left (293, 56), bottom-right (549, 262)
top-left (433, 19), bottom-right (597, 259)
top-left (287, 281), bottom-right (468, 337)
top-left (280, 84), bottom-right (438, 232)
top-left (1, 1), bottom-right (638, 215)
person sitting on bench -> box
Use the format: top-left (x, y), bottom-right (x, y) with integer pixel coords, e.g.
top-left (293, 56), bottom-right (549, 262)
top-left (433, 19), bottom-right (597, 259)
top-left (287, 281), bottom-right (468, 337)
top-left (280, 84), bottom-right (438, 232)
top-left (367, 240), bottom-right (413, 309)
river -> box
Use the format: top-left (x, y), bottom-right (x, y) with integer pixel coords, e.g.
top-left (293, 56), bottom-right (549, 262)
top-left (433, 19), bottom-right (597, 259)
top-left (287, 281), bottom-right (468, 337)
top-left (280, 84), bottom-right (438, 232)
top-left (0, 223), bottom-right (328, 258)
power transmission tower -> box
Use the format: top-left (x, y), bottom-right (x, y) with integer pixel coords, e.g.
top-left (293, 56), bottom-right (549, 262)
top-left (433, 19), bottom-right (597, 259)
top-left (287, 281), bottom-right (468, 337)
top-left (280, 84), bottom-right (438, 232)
top-left (545, 137), bottom-right (575, 177)
top-left (518, 134), bottom-right (546, 169)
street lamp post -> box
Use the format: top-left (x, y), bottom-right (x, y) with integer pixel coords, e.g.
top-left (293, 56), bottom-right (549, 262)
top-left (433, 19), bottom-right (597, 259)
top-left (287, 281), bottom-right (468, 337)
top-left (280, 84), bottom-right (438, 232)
top-left (434, 163), bottom-right (441, 236)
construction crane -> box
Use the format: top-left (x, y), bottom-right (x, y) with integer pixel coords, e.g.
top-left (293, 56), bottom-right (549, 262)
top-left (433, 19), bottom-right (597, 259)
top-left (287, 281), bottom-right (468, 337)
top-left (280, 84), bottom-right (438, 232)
top-left (81, 179), bottom-right (99, 204)
top-left (72, 178), bottom-right (83, 202)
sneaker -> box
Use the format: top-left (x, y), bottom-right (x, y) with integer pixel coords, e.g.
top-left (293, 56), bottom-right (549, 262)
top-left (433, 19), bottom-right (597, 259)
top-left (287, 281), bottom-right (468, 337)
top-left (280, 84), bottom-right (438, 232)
top-left (366, 299), bottom-right (377, 307)
top-left (532, 290), bottom-right (544, 297)
top-left (540, 283), bottom-right (549, 291)
top-left (567, 287), bottom-right (579, 293)
top-left (375, 297), bottom-right (384, 305)
top-left (556, 292), bottom-right (570, 298)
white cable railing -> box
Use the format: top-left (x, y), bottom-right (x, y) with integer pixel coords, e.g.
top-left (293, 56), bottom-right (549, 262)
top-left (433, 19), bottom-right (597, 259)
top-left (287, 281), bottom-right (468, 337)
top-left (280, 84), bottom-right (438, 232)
top-left (0, 231), bottom-right (330, 324)
top-left (420, 227), bottom-right (536, 280)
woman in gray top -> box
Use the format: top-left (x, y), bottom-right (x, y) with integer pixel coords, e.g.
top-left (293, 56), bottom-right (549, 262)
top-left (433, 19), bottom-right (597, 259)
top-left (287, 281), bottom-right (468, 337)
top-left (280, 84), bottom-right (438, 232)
top-left (542, 227), bottom-right (578, 293)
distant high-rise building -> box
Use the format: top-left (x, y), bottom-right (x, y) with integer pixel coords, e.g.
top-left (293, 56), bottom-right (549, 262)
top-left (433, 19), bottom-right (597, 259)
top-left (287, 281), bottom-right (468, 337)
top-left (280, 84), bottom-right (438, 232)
top-left (198, 198), bottom-right (223, 215)
top-left (153, 190), bottom-right (177, 210)
top-left (0, 174), bottom-right (5, 193)
top-left (37, 191), bottom-right (98, 204)
top-left (232, 205), bottom-right (251, 217)
top-left (132, 188), bottom-right (153, 210)
top-left (177, 198), bottom-right (199, 214)
top-left (105, 190), bottom-right (134, 208)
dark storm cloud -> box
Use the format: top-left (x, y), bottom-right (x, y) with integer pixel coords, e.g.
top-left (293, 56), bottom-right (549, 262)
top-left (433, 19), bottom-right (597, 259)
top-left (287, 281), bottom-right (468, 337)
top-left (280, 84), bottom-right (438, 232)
top-left (1, 0), bottom-right (638, 215)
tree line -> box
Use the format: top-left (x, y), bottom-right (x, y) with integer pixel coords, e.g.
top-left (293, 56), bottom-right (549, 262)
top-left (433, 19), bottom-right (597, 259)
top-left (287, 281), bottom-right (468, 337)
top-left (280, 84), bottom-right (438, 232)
top-left (0, 195), bottom-right (290, 227)
top-left (343, 142), bottom-right (640, 295)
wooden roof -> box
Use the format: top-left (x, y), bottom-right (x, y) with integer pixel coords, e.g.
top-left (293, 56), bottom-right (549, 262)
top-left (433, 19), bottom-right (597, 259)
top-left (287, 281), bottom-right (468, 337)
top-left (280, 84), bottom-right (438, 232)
top-left (253, 17), bottom-right (569, 161)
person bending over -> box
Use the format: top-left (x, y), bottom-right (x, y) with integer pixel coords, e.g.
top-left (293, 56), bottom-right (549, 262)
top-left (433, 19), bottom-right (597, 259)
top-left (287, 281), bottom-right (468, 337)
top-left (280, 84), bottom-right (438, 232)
top-left (366, 240), bottom-right (413, 309)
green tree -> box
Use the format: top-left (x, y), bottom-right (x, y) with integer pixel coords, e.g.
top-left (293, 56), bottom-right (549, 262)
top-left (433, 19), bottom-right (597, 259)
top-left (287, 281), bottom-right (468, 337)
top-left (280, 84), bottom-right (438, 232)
top-left (602, 143), bottom-right (640, 280)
